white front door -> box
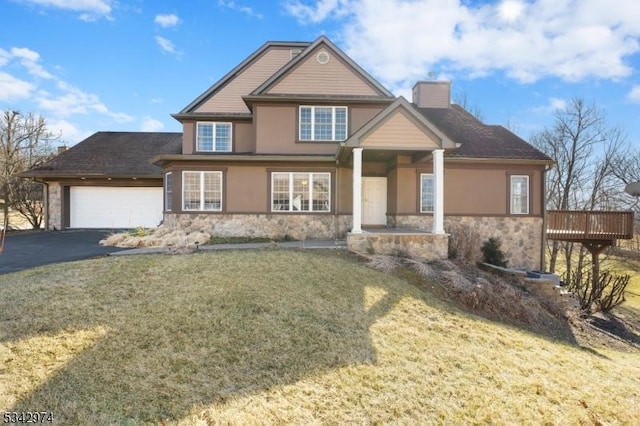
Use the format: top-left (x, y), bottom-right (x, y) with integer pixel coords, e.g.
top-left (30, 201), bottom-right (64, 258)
top-left (362, 177), bottom-right (387, 226)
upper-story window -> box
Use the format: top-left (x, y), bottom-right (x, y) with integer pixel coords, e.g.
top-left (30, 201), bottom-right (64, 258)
top-left (299, 106), bottom-right (347, 141)
top-left (196, 122), bottom-right (232, 152)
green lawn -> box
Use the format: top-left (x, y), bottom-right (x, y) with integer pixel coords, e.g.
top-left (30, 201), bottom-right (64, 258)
top-left (1, 250), bottom-right (639, 424)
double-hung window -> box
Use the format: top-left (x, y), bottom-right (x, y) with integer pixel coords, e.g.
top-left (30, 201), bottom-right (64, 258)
top-left (182, 171), bottom-right (223, 211)
top-left (164, 172), bottom-right (172, 211)
top-left (299, 106), bottom-right (347, 141)
top-left (420, 173), bottom-right (434, 213)
top-left (196, 122), bottom-right (232, 152)
top-left (271, 172), bottom-right (330, 212)
top-left (510, 175), bottom-right (529, 214)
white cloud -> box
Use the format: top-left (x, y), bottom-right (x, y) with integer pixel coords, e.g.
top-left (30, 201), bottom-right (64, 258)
top-left (18, 0), bottom-right (113, 20)
top-left (218, 0), bottom-right (263, 18)
top-left (532, 97), bottom-right (568, 114)
top-left (140, 117), bottom-right (164, 132)
top-left (47, 119), bottom-right (91, 145)
top-left (628, 85), bottom-right (640, 103)
top-left (284, 0), bottom-right (351, 23)
top-left (10, 47), bottom-right (54, 79)
top-left (155, 36), bottom-right (177, 55)
top-left (155, 13), bottom-right (180, 28)
top-left (0, 72), bottom-right (35, 100)
top-left (285, 0), bottom-right (640, 88)
top-left (37, 80), bottom-right (133, 123)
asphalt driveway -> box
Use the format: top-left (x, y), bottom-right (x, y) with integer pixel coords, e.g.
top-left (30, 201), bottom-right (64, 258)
top-left (0, 230), bottom-right (126, 275)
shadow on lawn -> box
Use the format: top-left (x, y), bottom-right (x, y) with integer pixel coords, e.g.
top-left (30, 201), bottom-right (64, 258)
top-left (4, 251), bottom-right (405, 423)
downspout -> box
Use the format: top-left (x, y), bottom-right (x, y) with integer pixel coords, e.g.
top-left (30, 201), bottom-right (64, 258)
top-left (541, 164), bottom-right (551, 271)
top-left (335, 159), bottom-right (340, 240)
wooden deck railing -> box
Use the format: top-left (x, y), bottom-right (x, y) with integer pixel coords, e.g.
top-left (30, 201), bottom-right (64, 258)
top-left (547, 210), bottom-right (634, 241)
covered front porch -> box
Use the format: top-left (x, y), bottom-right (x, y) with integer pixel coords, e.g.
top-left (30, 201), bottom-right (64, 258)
top-left (336, 97), bottom-right (457, 260)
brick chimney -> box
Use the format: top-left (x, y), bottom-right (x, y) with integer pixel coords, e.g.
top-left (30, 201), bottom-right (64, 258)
top-left (412, 81), bottom-right (451, 108)
top-left (57, 145), bottom-right (67, 155)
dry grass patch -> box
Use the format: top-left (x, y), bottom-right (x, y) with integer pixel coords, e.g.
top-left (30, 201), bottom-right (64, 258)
top-left (0, 250), bottom-right (639, 424)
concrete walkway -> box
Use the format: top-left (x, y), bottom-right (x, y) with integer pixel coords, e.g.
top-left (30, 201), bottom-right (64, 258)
top-left (109, 239), bottom-right (347, 256)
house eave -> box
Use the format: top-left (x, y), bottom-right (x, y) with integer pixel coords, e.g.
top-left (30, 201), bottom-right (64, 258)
top-left (444, 156), bottom-right (555, 165)
top-left (242, 94), bottom-right (395, 106)
top-left (151, 153), bottom-right (336, 166)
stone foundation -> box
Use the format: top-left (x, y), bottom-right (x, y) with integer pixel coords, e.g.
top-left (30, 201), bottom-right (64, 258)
top-left (163, 213), bottom-right (352, 240)
top-left (347, 232), bottom-right (449, 261)
top-left (389, 215), bottom-right (544, 270)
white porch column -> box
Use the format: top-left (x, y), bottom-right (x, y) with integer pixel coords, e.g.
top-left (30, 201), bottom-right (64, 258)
top-left (432, 149), bottom-right (445, 234)
top-left (351, 147), bottom-right (363, 233)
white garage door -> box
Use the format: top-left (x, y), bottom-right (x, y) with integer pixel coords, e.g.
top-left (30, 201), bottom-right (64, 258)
top-left (70, 186), bottom-right (163, 229)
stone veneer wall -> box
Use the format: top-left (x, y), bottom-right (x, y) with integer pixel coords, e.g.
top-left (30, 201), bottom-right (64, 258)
top-left (163, 213), bottom-right (352, 240)
top-left (389, 215), bottom-right (544, 270)
top-left (347, 232), bottom-right (449, 262)
top-left (47, 182), bottom-right (63, 230)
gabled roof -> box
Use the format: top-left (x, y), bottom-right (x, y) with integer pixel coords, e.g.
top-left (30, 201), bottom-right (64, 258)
top-left (250, 35), bottom-right (394, 98)
top-left (178, 41), bottom-right (311, 114)
top-left (20, 132), bottom-right (182, 179)
top-left (417, 105), bottom-right (553, 162)
top-left (342, 97), bottom-right (457, 150)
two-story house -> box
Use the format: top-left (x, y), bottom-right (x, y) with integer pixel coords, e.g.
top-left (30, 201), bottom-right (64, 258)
top-left (22, 36), bottom-right (553, 269)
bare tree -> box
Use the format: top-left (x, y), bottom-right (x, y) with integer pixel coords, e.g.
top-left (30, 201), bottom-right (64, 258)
top-left (0, 111), bottom-right (56, 229)
top-left (531, 98), bottom-right (627, 276)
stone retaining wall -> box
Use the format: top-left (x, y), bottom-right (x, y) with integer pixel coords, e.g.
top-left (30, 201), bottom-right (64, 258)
top-left (163, 213), bottom-right (352, 240)
top-left (389, 215), bottom-right (544, 270)
top-left (347, 232), bottom-right (449, 261)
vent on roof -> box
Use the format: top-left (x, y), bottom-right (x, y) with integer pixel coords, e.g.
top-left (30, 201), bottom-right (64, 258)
top-left (290, 48), bottom-right (302, 60)
top-left (316, 51), bottom-right (330, 64)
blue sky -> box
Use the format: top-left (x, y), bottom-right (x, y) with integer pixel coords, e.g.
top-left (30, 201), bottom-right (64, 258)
top-left (1, 0), bottom-right (640, 147)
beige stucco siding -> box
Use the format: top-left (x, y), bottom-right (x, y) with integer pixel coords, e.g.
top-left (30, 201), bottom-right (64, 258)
top-left (351, 106), bottom-right (386, 131)
top-left (234, 122), bottom-right (255, 153)
top-left (254, 104), bottom-right (338, 155)
top-left (392, 161), bottom-right (545, 216)
top-left (360, 109), bottom-right (441, 149)
top-left (195, 47), bottom-right (293, 114)
top-left (267, 47), bottom-right (381, 96)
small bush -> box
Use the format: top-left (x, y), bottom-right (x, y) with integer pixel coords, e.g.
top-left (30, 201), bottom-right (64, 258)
top-left (566, 269), bottom-right (631, 314)
top-left (481, 237), bottom-right (508, 267)
top-left (446, 223), bottom-right (482, 263)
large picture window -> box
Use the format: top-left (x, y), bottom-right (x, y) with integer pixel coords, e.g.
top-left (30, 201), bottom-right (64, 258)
top-left (271, 172), bottom-right (330, 212)
top-left (196, 122), bottom-right (232, 152)
top-left (182, 171), bottom-right (223, 211)
top-left (299, 106), bottom-right (347, 141)
top-left (164, 172), bottom-right (172, 211)
top-left (510, 175), bottom-right (529, 214)
top-left (420, 173), bottom-right (434, 213)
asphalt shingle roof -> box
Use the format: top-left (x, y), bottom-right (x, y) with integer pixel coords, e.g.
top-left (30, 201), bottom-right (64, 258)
top-left (22, 132), bottom-right (182, 178)
top-left (417, 105), bottom-right (552, 161)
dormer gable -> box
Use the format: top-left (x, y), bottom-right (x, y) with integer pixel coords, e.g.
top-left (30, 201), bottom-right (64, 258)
top-left (176, 41), bottom-right (310, 116)
top-left (252, 36), bottom-right (394, 99)
top-left (344, 97), bottom-right (457, 150)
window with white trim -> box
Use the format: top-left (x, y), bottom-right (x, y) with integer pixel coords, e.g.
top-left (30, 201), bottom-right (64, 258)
top-left (271, 172), bottom-right (330, 212)
top-left (420, 173), bottom-right (434, 213)
top-left (164, 172), bottom-right (172, 211)
top-left (182, 171), bottom-right (222, 211)
top-left (196, 122), bottom-right (232, 152)
top-left (299, 106), bottom-right (347, 141)
top-left (510, 175), bottom-right (529, 214)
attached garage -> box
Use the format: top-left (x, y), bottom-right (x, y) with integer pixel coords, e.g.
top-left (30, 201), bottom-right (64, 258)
top-left (69, 186), bottom-right (163, 228)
